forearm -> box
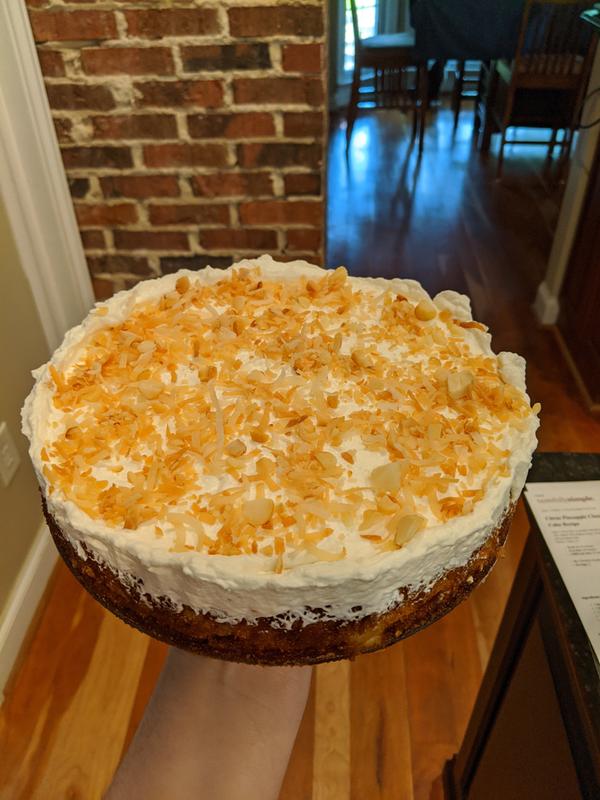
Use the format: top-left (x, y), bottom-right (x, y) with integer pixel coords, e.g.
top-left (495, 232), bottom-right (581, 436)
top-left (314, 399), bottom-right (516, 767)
top-left (105, 649), bottom-right (312, 800)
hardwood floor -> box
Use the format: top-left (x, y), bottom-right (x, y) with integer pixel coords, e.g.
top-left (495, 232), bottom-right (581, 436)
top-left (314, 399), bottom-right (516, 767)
top-left (2, 107), bottom-right (600, 800)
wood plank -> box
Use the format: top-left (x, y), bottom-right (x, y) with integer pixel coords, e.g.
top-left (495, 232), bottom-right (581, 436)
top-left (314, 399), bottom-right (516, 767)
top-left (0, 564), bottom-right (148, 799)
top-left (350, 646), bottom-right (413, 800)
top-left (4, 106), bottom-right (600, 800)
top-left (119, 639), bottom-right (167, 759)
top-left (313, 660), bottom-right (351, 800)
top-left (279, 676), bottom-right (316, 800)
top-left (469, 502), bottom-right (530, 670)
top-left (403, 601), bottom-right (483, 800)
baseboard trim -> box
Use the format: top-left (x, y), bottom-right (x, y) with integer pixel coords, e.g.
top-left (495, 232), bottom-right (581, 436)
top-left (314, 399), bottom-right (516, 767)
top-left (0, 522), bottom-right (57, 703)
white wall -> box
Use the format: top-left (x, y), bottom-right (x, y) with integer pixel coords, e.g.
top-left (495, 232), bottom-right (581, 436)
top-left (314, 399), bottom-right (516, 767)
top-left (534, 47), bottom-right (600, 324)
top-left (0, 198), bottom-right (50, 614)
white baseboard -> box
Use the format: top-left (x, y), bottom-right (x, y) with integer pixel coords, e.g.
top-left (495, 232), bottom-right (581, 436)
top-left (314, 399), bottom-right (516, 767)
top-left (533, 281), bottom-right (560, 325)
top-left (0, 522), bottom-right (57, 703)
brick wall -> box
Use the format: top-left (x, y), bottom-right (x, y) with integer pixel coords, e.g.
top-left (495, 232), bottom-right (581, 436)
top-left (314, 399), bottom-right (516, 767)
top-left (26, 1), bottom-right (327, 299)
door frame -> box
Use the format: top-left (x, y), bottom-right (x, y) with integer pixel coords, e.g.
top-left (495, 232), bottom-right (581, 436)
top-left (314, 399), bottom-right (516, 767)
top-left (0, 1), bottom-right (94, 702)
top-left (0, 1), bottom-right (94, 353)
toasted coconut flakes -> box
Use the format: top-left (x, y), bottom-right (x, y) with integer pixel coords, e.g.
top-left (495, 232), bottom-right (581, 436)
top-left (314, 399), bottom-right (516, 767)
top-left (42, 265), bottom-right (534, 560)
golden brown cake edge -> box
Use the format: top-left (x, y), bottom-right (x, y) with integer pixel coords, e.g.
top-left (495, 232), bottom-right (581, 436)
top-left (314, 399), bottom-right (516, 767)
top-left (42, 495), bottom-right (516, 666)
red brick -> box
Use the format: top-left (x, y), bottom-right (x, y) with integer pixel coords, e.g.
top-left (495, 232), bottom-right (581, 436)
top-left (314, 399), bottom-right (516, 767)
top-left (53, 117), bottom-right (72, 143)
top-left (181, 43), bottom-right (270, 72)
top-left (62, 146), bottom-right (133, 170)
top-left (148, 204), bottom-right (229, 226)
top-left (282, 44), bottom-right (322, 73)
top-left (240, 142), bottom-right (321, 169)
top-left (283, 112), bottom-right (324, 138)
top-left (143, 143), bottom-right (228, 168)
top-left (284, 172), bottom-right (322, 196)
top-left (30, 10), bottom-right (117, 43)
top-left (91, 114), bottom-right (177, 140)
top-left (135, 80), bottom-right (223, 109)
top-left (124, 9), bottom-right (220, 39)
top-left (46, 83), bottom-right (115, 111)
top-left (80, 229), bottom-right (105, 249)
top-left (228, 7), bottom-right (323, 38)
top-left (101, 174), bottom-right (180, 199)
top-left (187, 113), bottom-right (275, 140)
top-left (26, 0), bottom-right (51, 8)
top-left (191, 172), bottom-right (273, 199)
top-left (81, 47), bottom-right (174, 76)
top-left (75, 203), bottom-right (138, 226)
top-left (240, 200), bottom-right (321, 226)
top-left (286, 228), bottom-right (322, 251)
top-left (160, 256), bottom-right (232, 274)
top-left (88, 255), bottom-right (152, 276)
top-left (233, 77), bottom-right (323, 106)
top-left (92, 277), bottom-right (116, 300)
top-left (113, 230), bottom-right (190, 251)
top-left (38, 49), bottom-right (64, 77)
top-left (200, 229), bottom-right (277, 251)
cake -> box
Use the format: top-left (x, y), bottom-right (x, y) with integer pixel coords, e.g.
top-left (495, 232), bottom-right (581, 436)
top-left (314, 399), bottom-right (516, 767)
top-left (22, 256), bottom-right (539, 665)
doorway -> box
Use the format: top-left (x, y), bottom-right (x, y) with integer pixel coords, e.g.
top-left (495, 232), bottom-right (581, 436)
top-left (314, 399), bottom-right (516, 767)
top-left (329, 0), bottom-right (412, 110)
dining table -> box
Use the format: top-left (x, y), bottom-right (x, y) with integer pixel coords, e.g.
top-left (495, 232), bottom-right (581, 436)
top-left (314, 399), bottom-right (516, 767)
top-left (411, 0), bottom-right (525, 61)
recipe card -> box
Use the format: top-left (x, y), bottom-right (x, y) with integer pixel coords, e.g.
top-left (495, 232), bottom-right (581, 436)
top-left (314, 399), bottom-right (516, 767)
top-left (525, 481), bottom-right (600, 663)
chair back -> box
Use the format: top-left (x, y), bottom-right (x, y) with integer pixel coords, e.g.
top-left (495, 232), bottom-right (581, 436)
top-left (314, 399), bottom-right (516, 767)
top-left (514, 0), bottom-right (596, 82)
top-left (348, 0), bottom-right (362, 49)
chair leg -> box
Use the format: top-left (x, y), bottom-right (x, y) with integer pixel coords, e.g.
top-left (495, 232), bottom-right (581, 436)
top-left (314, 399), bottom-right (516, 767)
top-left (453, 61), bottom-right (465, 130)
top-left (346, 65), bottom-right (361, 150)
top-left (496, 84), bottom-right (515, 178)
top-left (496, 128), bottom-right (507, 178)
top-left (479, 63), bottom-right (498, 153)
top-left (473, 61), bottom-right (487, 134)
top-left (418, 64), bottom-right (428, 153)
top-left (547, 128), bottom-right (558, 160)
top-left (558, 127), bottom-right (575, 180)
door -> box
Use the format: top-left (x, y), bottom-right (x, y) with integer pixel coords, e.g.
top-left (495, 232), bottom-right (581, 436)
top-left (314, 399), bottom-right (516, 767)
top-left (558, 143), bottom-right (600, 406)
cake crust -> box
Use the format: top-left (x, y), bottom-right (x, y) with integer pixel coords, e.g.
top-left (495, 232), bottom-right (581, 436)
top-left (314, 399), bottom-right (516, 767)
top-left (43, 496), bottom-right (516, 666)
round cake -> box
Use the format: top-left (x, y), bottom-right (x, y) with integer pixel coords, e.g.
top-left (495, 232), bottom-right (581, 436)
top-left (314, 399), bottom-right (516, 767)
top-left (22, 256), bottom-right (539, 665)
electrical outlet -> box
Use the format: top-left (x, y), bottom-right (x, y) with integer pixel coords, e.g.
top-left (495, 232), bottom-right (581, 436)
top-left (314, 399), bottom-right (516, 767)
top-left (0, 422), bottom-right (21, 488)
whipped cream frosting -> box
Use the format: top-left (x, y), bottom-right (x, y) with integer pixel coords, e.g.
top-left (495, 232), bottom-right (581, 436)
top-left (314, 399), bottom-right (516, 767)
top-left (22, 256), bottom-right (539, 628)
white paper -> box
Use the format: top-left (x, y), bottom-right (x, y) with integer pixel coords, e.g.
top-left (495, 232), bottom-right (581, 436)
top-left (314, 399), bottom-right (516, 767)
top-left (525, 481), bottom-right (600, 663)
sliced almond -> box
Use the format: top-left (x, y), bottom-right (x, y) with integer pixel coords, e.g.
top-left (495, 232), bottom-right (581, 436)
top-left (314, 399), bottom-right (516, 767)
top-left (315, 451), bottom-right (337, 471)
top-left (415, 299), bottom-right (437, 321)
top-left (352, 348), bottom-right (373, 369)
top-left (326, 393), bottom-right (339, 408)
top-left (256, 457), bottom-right (274, 476)
top-left (251, 429), bottom-right (269, 443)
top-left (393, 513), bottom-right (426, 547)
top-left (175, 275), bottom-right (190, 295)
top-left (138, 379), bottom-right (163, 399)
top-left (225, 439), bottom-right (247, 458)
top-left (242, 498), bottom-right (274, 527)
top-left (447, 370), bottom-right (474, 400)
top-left (371, 461), bottom-right (404, 494)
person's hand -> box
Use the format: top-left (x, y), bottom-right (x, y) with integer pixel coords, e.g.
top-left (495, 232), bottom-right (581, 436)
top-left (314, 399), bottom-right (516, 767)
top-left (105, 648), bottom-right (313, 800)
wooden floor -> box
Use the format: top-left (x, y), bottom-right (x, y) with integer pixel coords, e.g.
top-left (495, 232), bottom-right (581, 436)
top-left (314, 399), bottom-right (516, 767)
top-left (2, 107), bottom-right (600, 800)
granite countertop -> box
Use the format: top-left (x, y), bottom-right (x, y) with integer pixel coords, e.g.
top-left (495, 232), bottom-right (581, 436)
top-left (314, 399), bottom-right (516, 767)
top-left (525, 452), bottom-right (600, 755)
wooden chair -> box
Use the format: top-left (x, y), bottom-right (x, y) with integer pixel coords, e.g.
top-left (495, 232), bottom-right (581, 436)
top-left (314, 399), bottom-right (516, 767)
top-left (452, 60), bottom-right (486, 131)
top-left (346, 0), bottom-right (427, 152)
top-left (482, 0), bottom-right (597, 177)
